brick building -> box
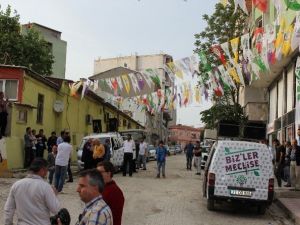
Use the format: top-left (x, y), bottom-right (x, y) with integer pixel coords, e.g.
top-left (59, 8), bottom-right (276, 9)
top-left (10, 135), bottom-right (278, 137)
top-left (168, 124), bottom-right (202, 148)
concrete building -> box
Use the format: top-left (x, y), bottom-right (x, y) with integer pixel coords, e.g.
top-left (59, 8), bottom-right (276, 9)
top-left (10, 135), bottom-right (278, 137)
top-left (239, 0), bottom-right (299, 143)
top-left (168, 124), bottom-right (202, 149)
top-left (21, 23), bottom-right (67, 79)
top-left (0, 65), bottom-right (143, 174)
top-left (92, 53), bottom-right (177, 144)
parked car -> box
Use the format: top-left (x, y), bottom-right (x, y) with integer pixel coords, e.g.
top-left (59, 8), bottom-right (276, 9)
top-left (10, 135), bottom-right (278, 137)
top-left (147, 144), bottom-right (156, 161)
top-left (164, 145), bottom-right (172, 156)
top-left (169, 146), bottom-right (176, 155)
top-left (77, 132), bottom-right (124, 171)
top-left (203, 140), bottom-right (274, 214)
top-left (175, 145), bottom-right (182, 154)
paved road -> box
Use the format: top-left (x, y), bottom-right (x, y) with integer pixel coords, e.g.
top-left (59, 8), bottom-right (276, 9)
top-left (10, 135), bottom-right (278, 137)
top-left (0, 154), bottom-right (293, 225)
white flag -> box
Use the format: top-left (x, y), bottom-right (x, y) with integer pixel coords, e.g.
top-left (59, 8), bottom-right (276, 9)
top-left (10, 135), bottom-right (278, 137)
top-left (128, 73), bottom-right (139, 93)
top-left (234, 0), bottom-right (248, 15)
top-left (221, 42), bottom-right (235, 65)
top-left (292, 13), bottom-right (300, 51)
top-left (116, 76), bottom-right (123, 91)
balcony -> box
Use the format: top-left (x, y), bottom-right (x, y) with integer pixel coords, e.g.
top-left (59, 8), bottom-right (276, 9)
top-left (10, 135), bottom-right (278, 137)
top-left (244, 102), bottom-right (268, 121)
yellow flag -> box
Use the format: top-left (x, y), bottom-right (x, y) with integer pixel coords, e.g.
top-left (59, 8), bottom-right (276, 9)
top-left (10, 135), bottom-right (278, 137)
top-left (275, 18), bottom-right (286, 49)
top-left (282, 24), bottom-right (294, 57)
top-left (167, 62), bottom-right (183, 79)
top-left (69, 81), bottom-right (82, 97)
top-left (220, 0), bottom-right (228, 6)
top-left (228, 67), bottom-right (240, 84)
top-left (121, 74), bottom-right (131, 94)
top-left (194, 86), bottom-right (201, 103)
top-left (230, 37), bottom-right (239, 64)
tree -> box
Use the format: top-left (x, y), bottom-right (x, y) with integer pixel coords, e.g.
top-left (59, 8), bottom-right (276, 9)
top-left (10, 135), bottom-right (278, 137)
top-left (194, 0), bottom-right (249, 128)
top-left (194, 0), bottom-right (248, 103)
top-left (0, 5), bottom-right (54, 75)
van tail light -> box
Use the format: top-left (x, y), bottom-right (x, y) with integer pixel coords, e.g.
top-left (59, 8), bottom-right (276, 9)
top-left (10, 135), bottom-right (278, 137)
top-left (268, 178), bottom-right (274, 192)
top-left (208, 173), bottom-right (215, 187)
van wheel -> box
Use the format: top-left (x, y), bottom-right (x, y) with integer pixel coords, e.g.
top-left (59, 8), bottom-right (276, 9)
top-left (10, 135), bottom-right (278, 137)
top-left (207, 198), bottom-right (215, 211)
top-left (257, 205), bottom-right (266, 215)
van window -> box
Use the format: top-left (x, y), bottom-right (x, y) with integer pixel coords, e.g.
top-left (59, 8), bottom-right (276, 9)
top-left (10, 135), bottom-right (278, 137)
top-left (111, 138), bottom-right (115, 149)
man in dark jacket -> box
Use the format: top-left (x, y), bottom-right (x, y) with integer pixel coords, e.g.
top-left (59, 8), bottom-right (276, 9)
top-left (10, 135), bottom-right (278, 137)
top-left (185, 141), bottom-right (194, 170)
top-left (81, 139), bottom-right (94, 170)
top-left (273, 139), bottom-right (285, 187)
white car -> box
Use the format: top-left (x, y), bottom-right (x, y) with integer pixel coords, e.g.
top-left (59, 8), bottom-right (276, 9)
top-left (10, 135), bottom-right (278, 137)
top-left (147, 145), bottom-right (156, 161)
top-left (201, 146), bottom-right (210, 169)
top-left (77, 132), bottom-right (124, 170)
top-left (203, 141), bottom-right (274, 214)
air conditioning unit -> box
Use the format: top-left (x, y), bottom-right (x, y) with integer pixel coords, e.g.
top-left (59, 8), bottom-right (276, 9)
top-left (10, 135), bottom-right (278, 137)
top-left (86, 114), bottom-right (92, 125)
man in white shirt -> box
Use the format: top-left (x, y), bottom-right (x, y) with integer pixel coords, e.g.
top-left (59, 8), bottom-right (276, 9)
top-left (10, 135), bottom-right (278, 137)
top-left (55, 135), bottom-right (72, 193)
top-left (138, 137), bottom-right (148, 170)
top-left (123, 135), bottom-right (135, 177)
top-left (4, 158), bottom-right (60, 225)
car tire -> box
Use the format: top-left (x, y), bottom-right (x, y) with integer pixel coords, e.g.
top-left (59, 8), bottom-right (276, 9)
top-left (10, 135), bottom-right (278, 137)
top-left (207, 198), bottom-right (215, 211)
top-left (257, 205), bottom-right (266, 215)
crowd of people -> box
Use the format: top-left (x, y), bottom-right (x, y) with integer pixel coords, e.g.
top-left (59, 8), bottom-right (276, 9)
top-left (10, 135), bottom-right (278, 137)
top-left (184, 141), bottom-right (202, 175)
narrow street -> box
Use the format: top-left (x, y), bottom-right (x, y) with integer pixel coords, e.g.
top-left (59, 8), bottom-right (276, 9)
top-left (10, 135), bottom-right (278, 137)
top-left (0, 154), bottom-right (293, 225)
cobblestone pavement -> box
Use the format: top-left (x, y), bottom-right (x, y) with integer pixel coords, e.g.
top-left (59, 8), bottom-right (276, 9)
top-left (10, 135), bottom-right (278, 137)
top-left (0, 154), bottom-right (293, 225)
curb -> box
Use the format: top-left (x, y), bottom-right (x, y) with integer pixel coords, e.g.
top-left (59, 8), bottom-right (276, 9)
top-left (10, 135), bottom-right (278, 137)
top-left (275, 198), bottom-right (300, 225)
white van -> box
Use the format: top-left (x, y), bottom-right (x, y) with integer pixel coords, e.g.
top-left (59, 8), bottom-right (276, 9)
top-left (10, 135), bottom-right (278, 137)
top-left (203, 140), bottom-right (274, 214)
top-left (77, 132), bottom-right (124, 170)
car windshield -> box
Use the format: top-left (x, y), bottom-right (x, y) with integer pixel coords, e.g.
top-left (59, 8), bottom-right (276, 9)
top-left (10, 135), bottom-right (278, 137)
top-left (148, 145), bottom-right (156, 150)
top-left (201, 146), bottom-right (210, 153)
top-left (79, 137), bottom-right (108, 149)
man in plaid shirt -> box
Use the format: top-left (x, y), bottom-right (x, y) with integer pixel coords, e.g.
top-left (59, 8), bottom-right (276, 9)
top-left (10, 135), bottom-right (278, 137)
top-left (59, 169), bottom-right (112, 225)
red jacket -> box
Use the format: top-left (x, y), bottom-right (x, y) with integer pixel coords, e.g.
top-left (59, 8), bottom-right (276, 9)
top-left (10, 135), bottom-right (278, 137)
top-left (102, 180), bottom-right (125, 225)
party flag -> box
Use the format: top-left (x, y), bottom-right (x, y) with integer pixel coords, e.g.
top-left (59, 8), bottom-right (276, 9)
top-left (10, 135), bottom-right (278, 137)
top-left (291, 13), bottom-right (300, 51)
top-left (194, 86), bottom-right (201, 103)
top-left (275, 18), bottom-right (286, 61)
top-left (167, 62), bottom-right (183, 79)
top-left (253, 54), bottom-right (267, 73)
top-left (282, 24), bottom-right (294, 56)
top-left (228, 67), bottom-right (241, 84)
top-left (136, 73), bottom-right (145, 91)
top-left (121, 74), bottom-right (131, 94)
top-left (218, 65), bottom-right (236, 89)
top-left (230, 37), bottom-right (240, 64)
top-left (141, 72), bottom-right (153, 88)
top-left (198, 51), bottom-right (212, 72)
top-left (273, 0), bottom-right (283, 25)
top-left (175, 59), bottom-right (189, 77)
top-left (284, 0), bottom-right (300, 11)
top-left (69, 81), bottom-right (82, 97)
top-left (220, 0), bottom-right (228, 6)
top-left (211, 45), bottom-right (227, 65)
top-left (252, 0), bottom-right (268, 13)
top-left (128, 73), bottom-right (139, 93)
top-left (81, 81), bottom-right (88, 100)
top-left (116, 77), bottom-right (123, 91)
top-left (241, 33), bottom-right (252, 60)
top-left (221, 42), bottom-right (235, 65)
top-left (253, 27), bottom-right (264, 53)
top-left (234, 0), bottom-right (248, 14)
top-left (234, 63), bottom-right (245, 86)
top-left (93, 80), bottom-right (99, 92)
top-left (145, 68), bottom-right (161, 89)
top-left (296, 57), bottom-right (300, 83)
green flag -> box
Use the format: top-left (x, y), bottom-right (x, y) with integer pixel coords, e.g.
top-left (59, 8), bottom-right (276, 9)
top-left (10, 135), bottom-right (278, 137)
top-left (198, 51), bottom-right (212, 72)
top-left (284, 0), bottom-right (300, 11)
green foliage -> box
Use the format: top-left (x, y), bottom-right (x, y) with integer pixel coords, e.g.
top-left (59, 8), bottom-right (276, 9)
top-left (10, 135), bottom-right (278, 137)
top-left (200, 102), bottom-right (248, 129)
top-left (194, 0), bottom-right (248, 103)
top-left (0, 5), bottom-right (54, 75)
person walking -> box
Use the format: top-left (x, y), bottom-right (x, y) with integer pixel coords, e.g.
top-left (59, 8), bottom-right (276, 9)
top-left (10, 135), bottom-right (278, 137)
top-left (57, 169), bottom-right (113, 225)
top-left (273, 139), bottom-right (286, 187)
top-left (156, 140), bottom-right (168, 178)
top-left (54, 135), bottom-right (72, 193)
top-left (36, 129), bottom-right (47, 158)
top-left (24, 127), bottom-right (34, 168)
top-left (47, 131), bottom-right (57, 153)
top-left (48, 145), bottom-right (58, 184)
top-left (4, 158), bottom-right (60, 225)
top-left (81, 138), bottom-right (94, 170)
top-left (0, 91), bottom-right (9, 137)
top-left (123, 135), bottom-right (135, 177)
top-left (185, 141), bottom-right (194, 170)
top-left (56, 130), bottom-right (65, 145)
top-left (290, 139), bottom-right (300, 190)
top-left (193, 141), bottom-right (202, 175)
top-left (97, 161), bottom-right (125, 225)
top-left (138, 137), bottom-right (148, 170)
top-left (284, 141), bottom-right (292, 187)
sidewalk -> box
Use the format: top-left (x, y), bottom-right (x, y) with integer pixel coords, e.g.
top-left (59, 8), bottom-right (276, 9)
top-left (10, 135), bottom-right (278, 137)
top-left (275, 187), bottom-right (300, 225)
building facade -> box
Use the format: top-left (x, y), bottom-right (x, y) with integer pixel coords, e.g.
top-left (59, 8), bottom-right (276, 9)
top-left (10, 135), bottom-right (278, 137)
top-left (21, 23), bottom-right (67, 79)
top-left (168, 124), bottom-right (202, 149)
top-left (92, 53), bottom-right (177, 144)
top-left (239, 0), bottom-right (298, 144)
top-left (0, 65), bottom-right (143, 174)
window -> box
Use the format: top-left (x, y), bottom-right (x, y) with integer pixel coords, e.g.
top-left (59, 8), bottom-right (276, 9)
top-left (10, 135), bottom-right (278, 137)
top-left (18, 110), bottom-right (27, 123)
top-left (123, 119), bottom-right (127, 126)
top-left (278, 78), bottom-right (284, 118)
top-left (37, 94), bottom-right (44, 124)
top-left (128, 122), bottom-right (132, 129)
top-left (286, 66), bottom-right (294, 112)
top-left (0, 79), bottom-right (18, 100)
top-left (269, 85), bottom-right (277, 122)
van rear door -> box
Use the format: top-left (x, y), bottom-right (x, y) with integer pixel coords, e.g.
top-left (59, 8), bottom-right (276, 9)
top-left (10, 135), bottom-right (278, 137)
top-left (211, 141), bottom-right (273, 201)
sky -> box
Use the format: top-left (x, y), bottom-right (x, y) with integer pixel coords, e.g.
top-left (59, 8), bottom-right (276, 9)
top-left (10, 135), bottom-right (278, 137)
top-left (1, 0), bottom-right (217, 127)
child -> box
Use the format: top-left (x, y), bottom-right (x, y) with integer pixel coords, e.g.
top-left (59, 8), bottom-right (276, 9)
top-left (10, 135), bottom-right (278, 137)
top-left (48, 145), bottom-right (57, 184)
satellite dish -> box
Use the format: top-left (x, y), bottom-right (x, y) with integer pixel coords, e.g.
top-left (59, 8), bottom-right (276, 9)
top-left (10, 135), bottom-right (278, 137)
top-left (53, 100), bottom-right (64, 113)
